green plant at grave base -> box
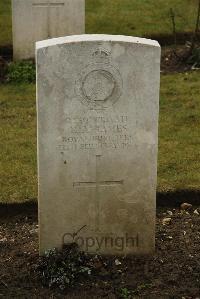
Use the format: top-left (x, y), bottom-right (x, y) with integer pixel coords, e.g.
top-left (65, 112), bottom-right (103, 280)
top-left (119, 283), bottom-right (153, 298)
top-left (38, 244), bottom-right (92, 291)
top-left (118, 287), bottom-right (133, 299)
top-left (6, 61), bottom-right (36, 83)
top-left (118, 283), bottom-right (152, 298)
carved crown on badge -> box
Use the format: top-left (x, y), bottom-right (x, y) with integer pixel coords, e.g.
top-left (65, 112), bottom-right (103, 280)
top-left (92, 48), bottom-right (111, 64)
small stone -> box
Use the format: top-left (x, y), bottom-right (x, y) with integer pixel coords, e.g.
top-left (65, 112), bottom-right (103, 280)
top-left (194, 209), bottom-right (199, 215)
top-left (167, 210), bottom-right (173, 216)
top-left (0, 237), bottom-right (7, 243)
top-left (180, 203), bottom-right (192, 210)
top-left (114, 259), bottom-right (122, 266)
top-left (30, 228), bottom-right (38, 234)
top-left (188, 266), bottom-right (193, 272)
top-left (162, 217), bottom-right (172, 225)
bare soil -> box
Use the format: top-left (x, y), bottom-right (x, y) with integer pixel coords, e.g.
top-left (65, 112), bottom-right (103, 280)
top-left (0, 203), bottom-right (200, 298)
top-left (161, 46), bottom-right (199, 74)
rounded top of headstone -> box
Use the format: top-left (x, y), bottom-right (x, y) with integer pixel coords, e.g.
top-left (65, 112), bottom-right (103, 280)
top-left (36, 34), bottom-right (160, 50)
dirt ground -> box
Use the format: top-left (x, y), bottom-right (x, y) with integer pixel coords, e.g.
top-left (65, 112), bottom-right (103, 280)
top-left (0, 204), bottom-right (200, 298)
top-left (161, 46), bottom-right (199, 74)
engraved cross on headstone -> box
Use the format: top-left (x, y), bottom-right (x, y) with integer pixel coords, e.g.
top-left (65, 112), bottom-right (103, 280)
top-left (32, 1), bottom-right (65, 38)
top-left (73, 155), bottom-right (124, 232)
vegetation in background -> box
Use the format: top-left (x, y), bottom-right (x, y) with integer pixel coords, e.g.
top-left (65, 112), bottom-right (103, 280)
top-left (86, 0), bottom-right (199, 37)
top-left (0, 0), bottom-right (199, 47)
top-left (169, 1), bottom-right (200, 68)
top-left (6, 61), bottom-right (36, 83)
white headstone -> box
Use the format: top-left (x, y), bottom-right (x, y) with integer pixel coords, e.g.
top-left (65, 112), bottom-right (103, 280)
top-left (12, 0), bottom-right (85, 60)
top-left (36, 34), bottom-right (160, 255)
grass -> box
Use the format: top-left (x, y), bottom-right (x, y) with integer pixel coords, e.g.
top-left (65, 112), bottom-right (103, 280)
top-left (0, 0), bottom-right (12, 47)
top-left (0, 84), bottom-right (37, 203)
top-left (86, 0), bottom-right (199, 37)
top-left (0, 0), bottom-right (199, 47)
top-left (0, 71), bottom-right (200, 203)
top-left (158, 71), bottom-right (200, 192)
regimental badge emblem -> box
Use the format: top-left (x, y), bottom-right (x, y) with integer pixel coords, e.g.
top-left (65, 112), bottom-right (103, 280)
top-left (75, 48), bottom-right (123, 110)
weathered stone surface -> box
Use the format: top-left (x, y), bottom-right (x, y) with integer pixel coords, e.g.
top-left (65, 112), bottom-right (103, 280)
top-left (12, 0), bottom-right (85, 60)
top-left (36, 34), bottom-right (160, 255)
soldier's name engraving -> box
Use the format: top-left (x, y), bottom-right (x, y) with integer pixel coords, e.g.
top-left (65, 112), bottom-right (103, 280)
top-left (58, 114), bottom-right (134, 151)
top-left (64, 115), bottom-right (128, 133)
